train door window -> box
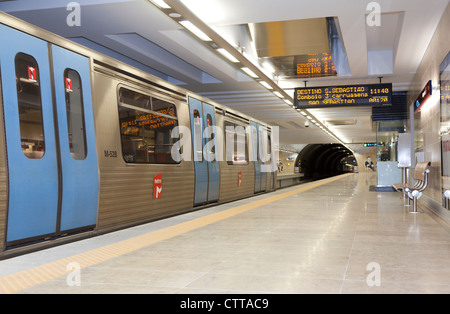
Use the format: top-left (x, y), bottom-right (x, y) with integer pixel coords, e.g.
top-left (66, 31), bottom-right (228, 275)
top-left (193, 109), bottom-right (203, 162)
top-left (15, 53), bottom-right (45, 159)
top-left (252, 127), bottom-right (258, 163)
top-left (64, 69), bottom-right (87, 160)
top-left (258, 128), bottom-right (263, 162)
top-left (118, 87), bottom-right (179, 164)
top-left (266, 133), bottom-right (271, 165)
top-left (259, 127), bottom-right (271, 165)
top-left (205, 114), bottom-right (215, 162)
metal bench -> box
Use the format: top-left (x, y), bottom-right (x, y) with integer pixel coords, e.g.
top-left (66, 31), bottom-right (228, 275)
top-left (392, 161), bottom-right (431, 213)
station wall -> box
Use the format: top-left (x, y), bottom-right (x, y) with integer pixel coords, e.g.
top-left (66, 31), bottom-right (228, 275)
top-left (408, 2), bottom-right (450, 217)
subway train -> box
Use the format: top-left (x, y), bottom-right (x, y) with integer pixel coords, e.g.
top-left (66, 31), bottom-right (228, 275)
top-left (0, 13), bottom-right (278, 256)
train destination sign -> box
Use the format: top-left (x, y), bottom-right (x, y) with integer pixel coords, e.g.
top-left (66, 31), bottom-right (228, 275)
top-left (294, 83), bottom-right (392, 109)
top-left (295, 53), bottom-right (337, 78)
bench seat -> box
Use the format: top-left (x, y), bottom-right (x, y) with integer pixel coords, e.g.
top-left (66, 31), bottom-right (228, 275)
top-left (392, 183), bottom-right (415, 191)
top-left (392, 161), bottom-right (431, 213)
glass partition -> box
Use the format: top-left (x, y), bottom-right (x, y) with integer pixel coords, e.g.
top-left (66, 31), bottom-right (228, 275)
top-left (440, 52), bottom-right (450, 192)
top-left (376, 120), bottom-right (406, 186)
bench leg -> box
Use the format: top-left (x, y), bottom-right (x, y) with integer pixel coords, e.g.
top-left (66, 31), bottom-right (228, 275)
top-left (443, 191), bottom-right (450, 210)
top-left (401, 190), bottom-right (411, 206)
top-left (411, 197), bottom-right (418, 213)
top-left (409, 193), bottom-right (423, 214)
top-left (405, 193), bottom-right (411, 207)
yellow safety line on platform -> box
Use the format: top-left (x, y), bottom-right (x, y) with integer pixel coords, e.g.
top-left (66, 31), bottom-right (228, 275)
top-left (0, 173), bottom-right (352, 294)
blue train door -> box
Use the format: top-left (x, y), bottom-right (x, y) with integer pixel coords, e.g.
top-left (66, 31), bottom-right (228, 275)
top-left (202, 102), bottom-right (220, 201)
top-left (0, 24), bottom-right (99, 245)
top-left (189, 97), bottom-right (220, 205)
top-left (51, 44), bottom-right (99, 232)
top-left (268, 132), bottom-right (275, 190)
top-left (0, 25), bottom-right (59, 243)
top-left (251, 121), bottom-right (261, 193)
top-left (259, 126), bottom-right (267, 192)
top-left (251, 122), bottom-right (266, 193)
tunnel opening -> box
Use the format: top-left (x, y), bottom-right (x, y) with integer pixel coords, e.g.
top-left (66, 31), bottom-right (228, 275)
top-left (295, 144), bottom-right (357, 180)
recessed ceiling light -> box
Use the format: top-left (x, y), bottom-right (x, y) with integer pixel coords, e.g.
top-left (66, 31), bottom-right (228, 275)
top-left (179, 20), bottom-right (212, 41)
top-left (273, 91), bottom-right (284, 98)
top-left (217, 48), bottom-right (240, 63)
top-left (241, 67), bottom-right (258, 78)
top-left (259, 81), bottom-right (272, 89)
top-left (148, 0), bottom-right (171, 9)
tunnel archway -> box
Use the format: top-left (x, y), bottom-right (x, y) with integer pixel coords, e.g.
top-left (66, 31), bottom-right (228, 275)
top-left (295, 144), bottom-right (357, 180)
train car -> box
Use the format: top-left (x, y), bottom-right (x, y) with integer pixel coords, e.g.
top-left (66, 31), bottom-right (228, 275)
top-left (0, 12), bottom-right (277, 257)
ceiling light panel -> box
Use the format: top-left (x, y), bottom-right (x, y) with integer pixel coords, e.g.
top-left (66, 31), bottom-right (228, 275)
top-left (241, 67), bottom-right (259, 78)
top-left (149, 0), bottom-right (171, 9)
top-left (216, 48), bottom-right (240, 63)
top-left (179, 20), bottom-right (212, 41)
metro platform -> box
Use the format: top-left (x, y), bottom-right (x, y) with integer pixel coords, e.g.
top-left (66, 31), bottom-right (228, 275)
top-left (0, 172), bottom-right (450, 294)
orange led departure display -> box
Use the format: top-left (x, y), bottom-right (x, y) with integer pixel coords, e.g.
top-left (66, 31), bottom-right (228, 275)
top-left (295, 53), bottom-right (337, 78)
top-left (294, 83), bottom-right (392, 109)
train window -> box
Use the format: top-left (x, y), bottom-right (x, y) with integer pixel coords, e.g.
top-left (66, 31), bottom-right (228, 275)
top-left (118, 87), bottom-right (180, 164)
top-left (119, 88), bottom-right (151, 111)
top-left (15, 53), bottom-right (45, 159)
top-left (64, 69), bottom-right (87, 160)
top-left (225, 121), bottom-right (248, 165)
top-left (205, 114), bottom-right (215, 162)
top-left (153, 97), bottom-right (175, 116)
top-left (267, 133), bottom-right (272, 165)
top-left (259, 128), bottom-right (271, 165)
top-left (258, 128), bottom-right (265, 163)
top-left (193, 110), bottom-right (203, 162)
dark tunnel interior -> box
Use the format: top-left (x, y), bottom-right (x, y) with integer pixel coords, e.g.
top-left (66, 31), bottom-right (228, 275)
top-left (295, 144), bottom-right (358, 180)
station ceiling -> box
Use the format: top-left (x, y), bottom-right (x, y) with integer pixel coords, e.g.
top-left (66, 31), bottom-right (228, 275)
top-left (0, 0), bottom-right (448, 152)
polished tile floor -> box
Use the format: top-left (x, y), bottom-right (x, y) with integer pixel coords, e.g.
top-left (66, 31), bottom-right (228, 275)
top-left (1, 172), bottom-right (450, 294)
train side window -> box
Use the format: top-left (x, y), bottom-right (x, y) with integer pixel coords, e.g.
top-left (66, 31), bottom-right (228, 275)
top-left (153, 97), bottom-right (175, 116)
top-left (119, 88), bottom-right (151, 110)
top-left (64, 69), bottom-right (87, 160)
top-left (193, 110), bottom-right (203, 162)
top-left (15, 53), bottom-right (45, 159)
top-left (225, 121), bottom-right (248, 165)
top-left (118, 87), bottom-right (180, 164)
top-left (205, 114), bottom-right (215, 162)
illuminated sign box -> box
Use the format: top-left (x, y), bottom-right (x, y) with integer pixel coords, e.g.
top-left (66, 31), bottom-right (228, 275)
top-left (294, 83), bottom-right (392, 109)
top-left (295, 53), bottom-right (337, 78)
top-left (414, 80), bottom-right (432, 114)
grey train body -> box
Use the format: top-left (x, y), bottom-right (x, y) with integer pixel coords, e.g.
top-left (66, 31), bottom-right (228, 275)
top-left (0, 12), bottom-right (276, 257)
